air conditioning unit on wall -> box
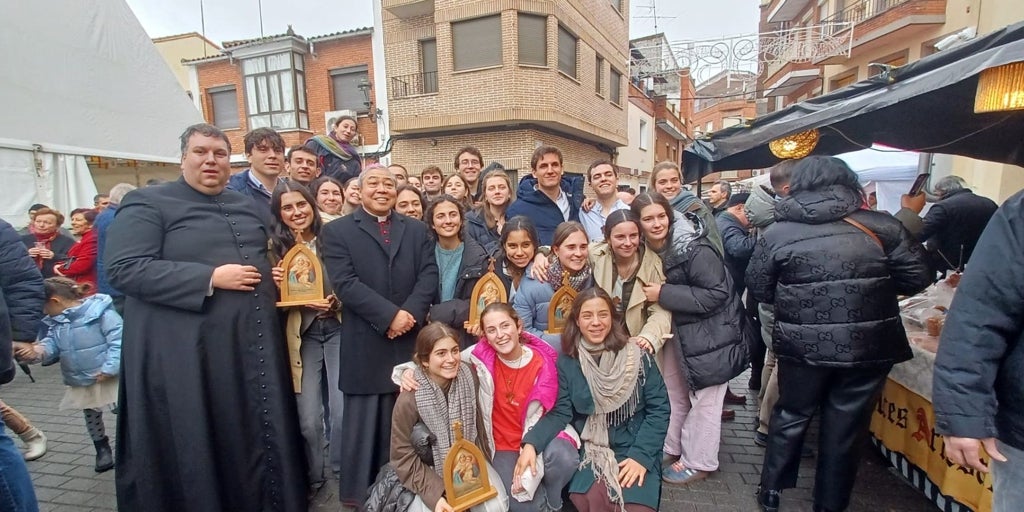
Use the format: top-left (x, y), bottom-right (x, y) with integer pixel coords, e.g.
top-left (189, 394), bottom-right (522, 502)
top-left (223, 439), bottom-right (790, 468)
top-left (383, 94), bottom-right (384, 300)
top-left (323, 109), bottom-right (357, 134)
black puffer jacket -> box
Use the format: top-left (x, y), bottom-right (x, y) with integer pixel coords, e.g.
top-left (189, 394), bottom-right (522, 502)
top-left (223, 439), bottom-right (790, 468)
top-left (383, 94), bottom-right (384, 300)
top-left (464, 209), bottom-right (500, 258)
top-left (746, 185), bottom-right (931, 368)
top-left (657, 212), bottom-right (750, 390)
top-left (1, 220), bottom-right (46, 385)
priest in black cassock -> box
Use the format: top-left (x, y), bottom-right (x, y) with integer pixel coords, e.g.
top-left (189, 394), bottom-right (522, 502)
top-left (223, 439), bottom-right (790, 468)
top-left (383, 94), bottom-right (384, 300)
top-left (320, 165), bottom-right (438, 506)
top-left (106, 124), bottom-right (307, 512)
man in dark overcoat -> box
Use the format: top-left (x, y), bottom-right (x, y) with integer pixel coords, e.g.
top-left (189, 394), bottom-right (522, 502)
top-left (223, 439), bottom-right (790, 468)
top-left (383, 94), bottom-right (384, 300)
top-left (106, 123), bottom-right (307, 512)
top-left (320, 166), bottom-right (438, 506)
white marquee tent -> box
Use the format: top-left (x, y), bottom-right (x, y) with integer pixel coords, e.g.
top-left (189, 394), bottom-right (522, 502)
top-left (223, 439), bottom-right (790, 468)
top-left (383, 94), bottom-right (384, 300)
top-left (0, 0), bottom-right (203, 227)
top-left (740, 146), bottom-right (922, 214)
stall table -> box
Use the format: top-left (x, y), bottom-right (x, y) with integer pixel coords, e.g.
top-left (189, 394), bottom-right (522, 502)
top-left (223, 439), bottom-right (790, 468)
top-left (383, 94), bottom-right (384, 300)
top-left (869, 325), bottom-right (993, 511)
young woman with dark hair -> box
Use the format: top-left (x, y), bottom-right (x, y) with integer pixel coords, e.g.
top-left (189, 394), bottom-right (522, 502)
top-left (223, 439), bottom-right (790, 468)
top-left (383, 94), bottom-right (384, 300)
top-left (310, 176), bottom-right (345, 222)
top-left (517, 288), bottom-right (670, 512)
top-left (395, 185), bottom-right (426, 221)
top-left (388, 322), bottom-right (507, 512)
top-left (589, 210), bottom-right (672, 358)
top-left (425, 195), bottom-right (489, 345)
top-left (443, 174), bottom-right (475, 210)
top-left (495, 216), bottom-right (540, 301)
top-left (266, 179), bottom-right (343, 494)
top-left (630, 192), bottom-right (750, 487)
top-left (394, 304), bottom-right (580, 512)
top-left (512, 221), bottom-right (593, 349)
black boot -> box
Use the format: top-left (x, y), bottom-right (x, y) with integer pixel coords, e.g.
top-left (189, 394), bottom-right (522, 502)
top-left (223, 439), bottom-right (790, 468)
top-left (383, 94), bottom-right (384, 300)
top-left (94, 437), bottom-right (114, 473)
top-left (756, 486), bottom-right (780, 512)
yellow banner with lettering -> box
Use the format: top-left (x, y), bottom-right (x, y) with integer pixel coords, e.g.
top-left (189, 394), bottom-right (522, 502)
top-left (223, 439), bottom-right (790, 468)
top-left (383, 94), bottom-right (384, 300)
top-left (870, 379), bottom-right (993, 512)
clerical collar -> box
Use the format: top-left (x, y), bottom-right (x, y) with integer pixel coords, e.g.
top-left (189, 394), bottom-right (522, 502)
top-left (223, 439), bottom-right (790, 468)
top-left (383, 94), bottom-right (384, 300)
top-left (362, 207), bottom-right (390, 223)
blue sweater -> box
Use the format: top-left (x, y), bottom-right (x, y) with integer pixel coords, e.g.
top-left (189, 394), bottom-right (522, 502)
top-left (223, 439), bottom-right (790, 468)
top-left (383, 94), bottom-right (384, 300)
top-left (38, 293), bottom-right (122, 387)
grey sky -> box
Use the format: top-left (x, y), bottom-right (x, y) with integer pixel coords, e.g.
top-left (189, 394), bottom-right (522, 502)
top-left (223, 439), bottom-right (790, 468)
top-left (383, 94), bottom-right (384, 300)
top-left (127, 0), bottom-right (759, 47)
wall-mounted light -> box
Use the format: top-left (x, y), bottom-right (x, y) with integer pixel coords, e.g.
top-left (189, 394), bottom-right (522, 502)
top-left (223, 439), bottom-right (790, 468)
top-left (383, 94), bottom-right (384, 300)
top-left (357, 77), bottom-right (384, 123)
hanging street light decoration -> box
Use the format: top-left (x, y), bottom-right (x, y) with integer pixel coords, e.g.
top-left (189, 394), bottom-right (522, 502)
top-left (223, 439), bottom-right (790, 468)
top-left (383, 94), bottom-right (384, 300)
top-left (768, 128), bottom-right (820, 159)
top-left (974, 61), bottom-right (1024, 113)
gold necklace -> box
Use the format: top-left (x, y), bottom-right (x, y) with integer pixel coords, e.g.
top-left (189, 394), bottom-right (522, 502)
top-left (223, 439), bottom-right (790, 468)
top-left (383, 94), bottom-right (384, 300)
top-left (498, 349), bottom-right (526, 406)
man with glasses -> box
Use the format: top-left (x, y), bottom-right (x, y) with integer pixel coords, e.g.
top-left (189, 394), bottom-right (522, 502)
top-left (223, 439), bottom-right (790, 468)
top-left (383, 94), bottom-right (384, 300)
top-left (227, 128), bottom-right (286, 223)
top-left (455, 146), bottom-right (484, 202)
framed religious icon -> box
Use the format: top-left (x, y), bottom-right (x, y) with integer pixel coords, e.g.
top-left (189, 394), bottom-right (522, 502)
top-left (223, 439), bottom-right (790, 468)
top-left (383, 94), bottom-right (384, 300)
top-left (546, 274), bottom-right (577, 335)
top-left (467, 260), bottom-right (507, 326)
top-left (443, 420), bottom-right (498, 512)
top-left (276, 243), bottom-right (327, 307)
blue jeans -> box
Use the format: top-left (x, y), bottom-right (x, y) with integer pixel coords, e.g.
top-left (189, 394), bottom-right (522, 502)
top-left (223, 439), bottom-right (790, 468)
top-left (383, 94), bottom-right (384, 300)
top-left (0, 423), bottom-right (38, 512)
top-left (992, 440), bottom-right (1024, 512)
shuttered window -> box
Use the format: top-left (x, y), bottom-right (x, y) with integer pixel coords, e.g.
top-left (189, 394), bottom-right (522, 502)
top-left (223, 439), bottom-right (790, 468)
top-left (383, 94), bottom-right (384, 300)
top-left (452, 16), bottom-right (502, 71)
top-left (557, 25), bottom-right (577, 78)
top-left (518, 14), bottom-right (547, 66)
top-left (209, 86), bottom-right (239, 130)
top-left (595, 56), bottom-right (604, 94)
top-left (331, 65), bottom-right (369, 113)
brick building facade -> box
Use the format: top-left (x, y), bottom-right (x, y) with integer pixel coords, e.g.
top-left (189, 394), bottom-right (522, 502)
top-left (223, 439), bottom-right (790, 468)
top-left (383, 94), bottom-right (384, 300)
top-left (185, 28), bottom-right (381, 163)
top-left (756, 0), bottom-right (1024, 201)
top-left (381, 0), bottom-right (630, 179)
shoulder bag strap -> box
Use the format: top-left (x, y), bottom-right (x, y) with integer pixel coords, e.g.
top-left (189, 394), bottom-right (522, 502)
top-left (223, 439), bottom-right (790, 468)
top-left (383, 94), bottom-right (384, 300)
top-left (842, 216), bottom-right (883, 249)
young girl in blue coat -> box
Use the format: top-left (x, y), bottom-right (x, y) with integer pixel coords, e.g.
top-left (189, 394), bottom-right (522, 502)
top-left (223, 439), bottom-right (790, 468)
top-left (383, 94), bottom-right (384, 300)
top-left (13, 277), bottom-right (122, 473)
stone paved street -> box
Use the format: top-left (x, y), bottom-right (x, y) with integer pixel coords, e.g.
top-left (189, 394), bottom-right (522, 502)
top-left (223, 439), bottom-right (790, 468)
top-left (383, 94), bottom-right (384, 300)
top-left (3, 364), bottom-right (938, 511)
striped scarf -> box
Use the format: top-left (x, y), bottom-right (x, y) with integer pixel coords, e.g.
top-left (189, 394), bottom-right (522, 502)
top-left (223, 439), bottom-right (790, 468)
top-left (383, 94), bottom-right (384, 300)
top-left (414, 363), bottom-right (479, 476)
top-left (311, 134), bottom-right (357, 161)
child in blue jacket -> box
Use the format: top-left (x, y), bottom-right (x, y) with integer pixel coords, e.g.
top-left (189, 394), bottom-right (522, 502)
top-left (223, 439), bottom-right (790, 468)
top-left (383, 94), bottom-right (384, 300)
top-left (13, 277), bottom-right (122, 473)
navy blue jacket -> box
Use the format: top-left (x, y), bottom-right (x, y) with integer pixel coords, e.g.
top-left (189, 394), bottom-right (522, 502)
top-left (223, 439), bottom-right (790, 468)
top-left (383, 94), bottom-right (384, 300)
top-left (0, 220), bottom-right (46, 385)
top-left (934, 190), bottom-right (1024, 450)
top-left (506, 174), bottom-right (585, 246)
top-left (226, 170), bottom-right (275, 226)
top-left (94, 204), bottom-right (120, 297)
top-left (716, 210), bottom-right (755, 295)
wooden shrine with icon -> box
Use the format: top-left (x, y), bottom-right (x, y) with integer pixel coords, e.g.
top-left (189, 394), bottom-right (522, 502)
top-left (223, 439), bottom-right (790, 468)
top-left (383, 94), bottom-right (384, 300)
top-left (546, 274), bottom-right (577, 335)
top-left (276, 243), bottom-right (327, 307)
top-left (468, 260), bottom-right (507, 326)
top-left (443, 420), bottom-right (498, 512)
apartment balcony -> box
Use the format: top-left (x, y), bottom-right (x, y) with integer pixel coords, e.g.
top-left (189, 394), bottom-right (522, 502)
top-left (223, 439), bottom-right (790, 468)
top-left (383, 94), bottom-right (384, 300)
top-left (766, 0), bottom-right (815, 24)
top-left (814, 0), bottom-right (946, 64)
top-left (762, 60), bottom-right (821, 97)
top-left (389, 71), bottom-right (438, 99)
top-left (382, 0), bottom-right (434, 19)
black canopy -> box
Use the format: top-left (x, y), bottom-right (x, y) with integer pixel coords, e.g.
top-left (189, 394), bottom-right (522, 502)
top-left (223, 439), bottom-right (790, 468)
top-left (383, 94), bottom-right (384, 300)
top-left (683, 21), bottom-right (1024, 183)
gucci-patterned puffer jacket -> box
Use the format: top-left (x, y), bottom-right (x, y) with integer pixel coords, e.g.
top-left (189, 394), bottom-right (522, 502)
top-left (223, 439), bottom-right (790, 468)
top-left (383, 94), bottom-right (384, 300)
top-left (746, 185), bottom-right (932, 368)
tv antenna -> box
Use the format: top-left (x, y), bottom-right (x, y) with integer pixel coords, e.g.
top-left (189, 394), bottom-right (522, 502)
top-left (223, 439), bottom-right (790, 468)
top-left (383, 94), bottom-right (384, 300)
top-left (633, 0), bottom-right (676, 34)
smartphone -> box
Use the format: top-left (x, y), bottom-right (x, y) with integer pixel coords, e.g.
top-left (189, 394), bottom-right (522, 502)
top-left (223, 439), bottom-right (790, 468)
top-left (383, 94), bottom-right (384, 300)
top-left (908, 173), bottom-right (930, 196)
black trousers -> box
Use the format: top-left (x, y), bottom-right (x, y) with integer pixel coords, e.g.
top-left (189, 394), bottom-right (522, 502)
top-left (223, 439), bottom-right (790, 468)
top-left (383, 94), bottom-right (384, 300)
top-left (760, 361), bottom-right (890, 511)
top-left (745, 294), bottom-right (766, 387)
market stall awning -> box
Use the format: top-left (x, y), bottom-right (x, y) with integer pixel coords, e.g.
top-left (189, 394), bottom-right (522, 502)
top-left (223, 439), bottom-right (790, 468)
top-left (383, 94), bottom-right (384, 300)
top-left (682, 21), bottom-right (1024, 183)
